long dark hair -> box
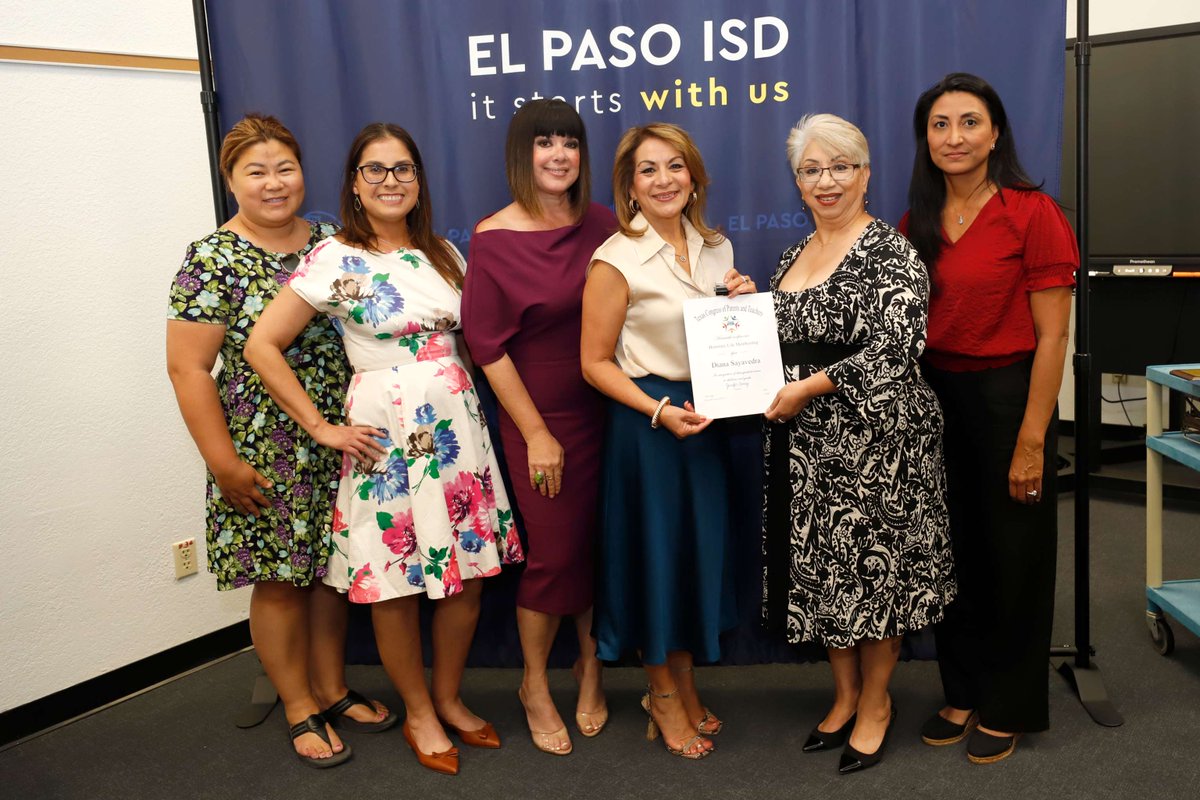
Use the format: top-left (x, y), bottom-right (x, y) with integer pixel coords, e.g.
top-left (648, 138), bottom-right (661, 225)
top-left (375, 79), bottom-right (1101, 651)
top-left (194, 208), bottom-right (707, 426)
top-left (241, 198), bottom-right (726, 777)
top-left (506, 99), bottom-right (591, 221)
top-left (906, 72), bottom-right (1040, 269)
top-left (338, 123), bottom-right (464, 289)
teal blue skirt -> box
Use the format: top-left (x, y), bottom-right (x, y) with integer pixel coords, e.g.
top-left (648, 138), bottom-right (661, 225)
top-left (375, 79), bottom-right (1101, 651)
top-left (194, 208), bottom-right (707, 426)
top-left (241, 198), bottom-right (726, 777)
top-left (593, 375), bottom-right (738, 665)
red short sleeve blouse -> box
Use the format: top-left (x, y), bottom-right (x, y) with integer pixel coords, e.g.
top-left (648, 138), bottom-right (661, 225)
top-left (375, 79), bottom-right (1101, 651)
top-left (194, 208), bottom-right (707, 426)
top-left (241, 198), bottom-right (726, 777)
top-left (900, 188), bottom-right (1078, 371)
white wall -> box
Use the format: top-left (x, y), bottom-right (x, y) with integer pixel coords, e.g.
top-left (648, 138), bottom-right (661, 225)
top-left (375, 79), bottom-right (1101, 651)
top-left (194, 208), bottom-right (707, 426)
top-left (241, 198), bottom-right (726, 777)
top-left (0, 1), bottom-right (246, 713)
top-left (1, 0), bottom-right (197, 58)
top-left (1, 0), bottom-right (1197, 714)
top-left (1066, 0), bottom-right (1200, 38)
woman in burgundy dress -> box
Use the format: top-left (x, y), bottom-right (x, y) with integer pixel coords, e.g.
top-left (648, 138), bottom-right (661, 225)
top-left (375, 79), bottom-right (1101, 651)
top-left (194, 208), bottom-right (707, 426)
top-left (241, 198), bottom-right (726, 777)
top-left (462, 99), bottom-right (616, 756)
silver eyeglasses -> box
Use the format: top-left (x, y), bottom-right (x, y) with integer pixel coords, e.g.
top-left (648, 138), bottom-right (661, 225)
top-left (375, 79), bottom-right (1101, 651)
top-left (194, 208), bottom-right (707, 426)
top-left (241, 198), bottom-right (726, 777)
top-left (796, 163), bottom-right (860, 183)
top-left (356, 163), bottom-right (419, 184)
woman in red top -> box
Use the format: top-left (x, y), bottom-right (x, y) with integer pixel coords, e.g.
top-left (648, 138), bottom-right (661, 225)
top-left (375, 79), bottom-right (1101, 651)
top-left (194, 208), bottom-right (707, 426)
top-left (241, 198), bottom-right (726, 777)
top-left (902, 73), bottom-right (1077, 765)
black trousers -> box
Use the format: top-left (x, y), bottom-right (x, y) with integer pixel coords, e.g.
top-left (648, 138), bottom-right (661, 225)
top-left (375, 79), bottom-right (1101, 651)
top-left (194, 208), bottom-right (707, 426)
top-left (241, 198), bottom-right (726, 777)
top-left (924, 358), bottom-right (1057, 733)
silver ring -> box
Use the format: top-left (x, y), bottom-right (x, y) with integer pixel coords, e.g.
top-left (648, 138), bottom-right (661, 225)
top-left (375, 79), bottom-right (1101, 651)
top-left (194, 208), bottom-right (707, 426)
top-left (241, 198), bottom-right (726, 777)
top-left (1026, 490), bottom-right (1039, 497)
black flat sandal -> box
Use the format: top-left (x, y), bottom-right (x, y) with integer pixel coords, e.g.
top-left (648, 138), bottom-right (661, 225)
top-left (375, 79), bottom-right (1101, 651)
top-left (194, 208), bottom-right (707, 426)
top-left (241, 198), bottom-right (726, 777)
top-left (966, 728), bottom-right (1019, 764)
top-left (322, 689), bottom-right (398, 733)
top-left (290, 714), bottom-right (353, 769)
top-left (920, 710), bottom-right (978, 746)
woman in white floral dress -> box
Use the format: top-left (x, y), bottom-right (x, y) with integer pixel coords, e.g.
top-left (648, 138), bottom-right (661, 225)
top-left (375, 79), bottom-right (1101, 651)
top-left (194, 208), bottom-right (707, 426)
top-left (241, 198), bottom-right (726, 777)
top-left (247, 123), bottom-right (522, 776)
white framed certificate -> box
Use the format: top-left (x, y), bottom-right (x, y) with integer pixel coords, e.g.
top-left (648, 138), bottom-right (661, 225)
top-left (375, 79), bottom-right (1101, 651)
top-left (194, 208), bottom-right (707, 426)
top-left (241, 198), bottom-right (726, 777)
top-left (682, 292), bottom-right (785, 419)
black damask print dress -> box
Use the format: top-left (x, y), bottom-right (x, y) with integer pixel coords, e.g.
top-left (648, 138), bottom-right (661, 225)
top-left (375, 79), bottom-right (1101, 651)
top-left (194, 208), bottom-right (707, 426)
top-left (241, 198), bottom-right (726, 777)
top-left (762, 220), bottom-right (956, 648)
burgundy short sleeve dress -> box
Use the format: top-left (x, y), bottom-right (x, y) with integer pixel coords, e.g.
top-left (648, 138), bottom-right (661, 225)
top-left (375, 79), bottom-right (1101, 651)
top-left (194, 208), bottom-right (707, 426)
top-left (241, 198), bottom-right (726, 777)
top-left (462, 203), bottom-right (617, 615)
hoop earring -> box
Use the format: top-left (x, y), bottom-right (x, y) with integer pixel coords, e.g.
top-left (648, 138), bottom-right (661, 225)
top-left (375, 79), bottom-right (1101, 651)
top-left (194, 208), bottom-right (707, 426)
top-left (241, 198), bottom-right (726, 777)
top-left (628, 198), bottom-right (640, 214)
top-left (353, 196), bottom-right (362, 212)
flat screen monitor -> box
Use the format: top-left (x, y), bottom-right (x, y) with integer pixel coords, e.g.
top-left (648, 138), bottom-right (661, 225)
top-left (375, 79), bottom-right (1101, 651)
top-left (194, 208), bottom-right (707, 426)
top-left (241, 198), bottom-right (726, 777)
top-left (1061, 27), bottom-right (1200, 260)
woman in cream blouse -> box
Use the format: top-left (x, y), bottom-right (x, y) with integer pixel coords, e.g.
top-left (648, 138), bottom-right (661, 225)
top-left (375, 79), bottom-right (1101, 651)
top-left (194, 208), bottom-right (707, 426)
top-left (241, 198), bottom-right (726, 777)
top-left (581, 122), bottom-right (755, 760)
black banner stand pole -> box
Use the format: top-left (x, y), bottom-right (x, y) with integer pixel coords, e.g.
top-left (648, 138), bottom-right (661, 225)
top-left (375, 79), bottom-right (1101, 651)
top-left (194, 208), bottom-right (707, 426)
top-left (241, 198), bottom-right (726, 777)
top-left (193, 0), bottom-right (230, 226)
top-left (1049, 0), bottom-right (1123, 728)
top-left (192, 0), bottom-right (277, 729)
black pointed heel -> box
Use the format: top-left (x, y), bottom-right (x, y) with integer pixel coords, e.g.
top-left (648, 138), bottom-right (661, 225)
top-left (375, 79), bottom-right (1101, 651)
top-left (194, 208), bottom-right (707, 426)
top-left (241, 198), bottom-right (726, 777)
top-left (802, 713), bottom-right (857, 752)
top-left (838, 706), bottom-right (896, 774)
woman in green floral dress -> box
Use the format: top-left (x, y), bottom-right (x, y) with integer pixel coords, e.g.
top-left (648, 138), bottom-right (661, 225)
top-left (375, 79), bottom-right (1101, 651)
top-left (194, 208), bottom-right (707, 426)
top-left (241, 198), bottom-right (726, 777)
top-left (166, 115), bottom-right (392, 768)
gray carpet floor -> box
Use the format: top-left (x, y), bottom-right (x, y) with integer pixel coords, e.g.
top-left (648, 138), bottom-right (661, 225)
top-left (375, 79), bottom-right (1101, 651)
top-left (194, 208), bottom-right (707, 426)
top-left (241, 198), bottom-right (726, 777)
top-left (3, 494), bottom-right (1198, 800)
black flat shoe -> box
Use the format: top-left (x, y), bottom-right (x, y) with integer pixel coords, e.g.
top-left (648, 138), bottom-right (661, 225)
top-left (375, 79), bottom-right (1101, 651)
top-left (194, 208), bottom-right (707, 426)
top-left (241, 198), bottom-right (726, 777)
top-left (966, 728), bottom-right (1019, 764)
top-left (838, 707), bottom-right (896, 775)
top-left (803, 714), bottom-right (857, 752)
top-left (920, 709), bottom-right (978, 746)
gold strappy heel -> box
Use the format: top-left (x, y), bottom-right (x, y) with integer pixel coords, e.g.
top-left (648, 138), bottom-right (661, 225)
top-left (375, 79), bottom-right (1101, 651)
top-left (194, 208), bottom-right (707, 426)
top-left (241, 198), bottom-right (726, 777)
top-left (641, 687), bottom-right (713, 760)
top-left (673, 665), bottom-right (723, 735)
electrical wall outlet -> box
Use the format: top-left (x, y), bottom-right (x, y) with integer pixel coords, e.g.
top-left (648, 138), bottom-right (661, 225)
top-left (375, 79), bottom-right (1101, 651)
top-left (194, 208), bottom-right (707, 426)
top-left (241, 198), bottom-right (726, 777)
top-left (1111, 373), bottom-right (1128, 385)
top-left (173, 538), bottom-right (198, 579)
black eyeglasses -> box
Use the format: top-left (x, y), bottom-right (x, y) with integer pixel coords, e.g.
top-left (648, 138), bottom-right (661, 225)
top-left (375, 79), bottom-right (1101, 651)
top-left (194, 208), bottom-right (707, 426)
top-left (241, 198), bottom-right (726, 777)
top-left (796, 163), bottom-right (861, 183)
top-left (355, 163), bottom-right (419, 184)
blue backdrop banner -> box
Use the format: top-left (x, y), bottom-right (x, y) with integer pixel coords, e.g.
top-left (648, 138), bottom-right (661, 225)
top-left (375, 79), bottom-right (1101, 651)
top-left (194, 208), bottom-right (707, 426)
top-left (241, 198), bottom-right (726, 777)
top-left (204, 0), bottom-right (1066, 665)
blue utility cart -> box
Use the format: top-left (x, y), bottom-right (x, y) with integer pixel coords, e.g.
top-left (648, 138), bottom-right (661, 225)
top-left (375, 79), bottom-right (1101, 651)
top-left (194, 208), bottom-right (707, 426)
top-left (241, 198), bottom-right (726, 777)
top-left (1144, 364), bottom-right (1200, 655)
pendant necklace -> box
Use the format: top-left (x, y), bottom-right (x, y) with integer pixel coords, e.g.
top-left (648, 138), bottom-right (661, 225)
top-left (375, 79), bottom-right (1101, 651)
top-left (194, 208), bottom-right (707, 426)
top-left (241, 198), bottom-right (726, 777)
top-left (949, 180), bottom-right (991, 226)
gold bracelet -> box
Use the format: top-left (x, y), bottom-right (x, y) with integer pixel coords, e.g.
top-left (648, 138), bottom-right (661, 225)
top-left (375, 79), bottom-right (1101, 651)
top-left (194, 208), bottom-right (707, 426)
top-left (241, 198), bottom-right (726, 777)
top-left (650, 396), bottom-right (671, 429)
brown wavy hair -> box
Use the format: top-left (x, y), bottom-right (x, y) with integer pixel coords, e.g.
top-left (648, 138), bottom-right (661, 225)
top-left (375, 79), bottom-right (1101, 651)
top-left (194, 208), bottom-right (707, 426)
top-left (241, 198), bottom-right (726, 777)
top-left (218, 113), bottom-right (302, 183)
top-left (612, 123), bottom-right (723, 245)
top-left (338, 123), bottom-right (464, 290)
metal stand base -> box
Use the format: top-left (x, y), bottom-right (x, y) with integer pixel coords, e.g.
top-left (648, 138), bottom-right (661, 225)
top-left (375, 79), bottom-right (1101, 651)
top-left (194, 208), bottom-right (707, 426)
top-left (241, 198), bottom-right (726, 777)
top-left (1050, 648), bottom-right (1124, 727)
top-left (234, 672), bottom-right (279, 729)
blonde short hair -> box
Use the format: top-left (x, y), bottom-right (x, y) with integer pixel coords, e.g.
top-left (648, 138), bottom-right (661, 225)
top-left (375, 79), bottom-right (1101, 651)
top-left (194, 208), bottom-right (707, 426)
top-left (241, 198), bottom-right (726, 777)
top-left (786, 114), bottom-right (870, 174)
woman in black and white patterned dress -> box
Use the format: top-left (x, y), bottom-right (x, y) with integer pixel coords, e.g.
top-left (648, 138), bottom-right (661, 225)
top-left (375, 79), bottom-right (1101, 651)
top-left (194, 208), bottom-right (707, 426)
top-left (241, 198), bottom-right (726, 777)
top-left (761, 114), bottom-right (956, 775)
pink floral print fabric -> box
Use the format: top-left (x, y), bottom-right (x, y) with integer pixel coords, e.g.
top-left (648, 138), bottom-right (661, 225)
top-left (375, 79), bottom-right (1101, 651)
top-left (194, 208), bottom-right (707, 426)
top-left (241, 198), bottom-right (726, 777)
top-left (290, 239), bottom-right (522, 602)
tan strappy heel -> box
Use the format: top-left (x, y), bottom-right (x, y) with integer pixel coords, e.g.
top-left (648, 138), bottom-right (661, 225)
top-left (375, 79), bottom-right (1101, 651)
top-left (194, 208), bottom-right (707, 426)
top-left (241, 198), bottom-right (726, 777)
top-left (518, 686), bottom-right (572, 756)
top-left (571, 660), bottom-right (608, 737)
